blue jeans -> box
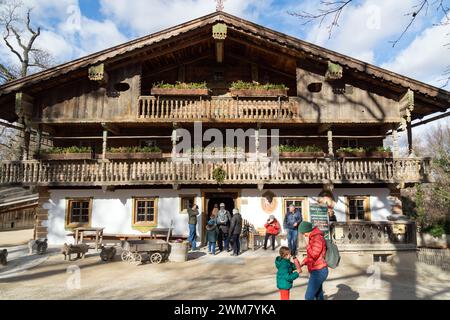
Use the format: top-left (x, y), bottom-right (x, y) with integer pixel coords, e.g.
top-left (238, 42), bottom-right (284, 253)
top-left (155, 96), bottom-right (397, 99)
top-left (287, 229), bottom-right (298, 256)
top-left (208, 241), bottom-right (216, 254)
top-left (188, 224), bottom-right (197, 250)
top-left (305, 267), bottom-right (329, 300)
top-left (218, 229), bottom-right (229, 251)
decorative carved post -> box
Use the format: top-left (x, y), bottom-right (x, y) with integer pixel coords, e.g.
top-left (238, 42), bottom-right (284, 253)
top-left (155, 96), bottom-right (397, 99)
top-left (407, 121), bottom-right (414, 157)
top-left (22, 125), bottom-right (31, 160)
top-left (327, 129), bottom-right (334, 157)
top-left (171, 127), bottom-right (177, 158)
top-left (255, 126), bottom-right (260, 161)
top-left (102, 129), bottom-right (108, 161)
top-left (35, 124), bottom-right (43, 159)
top-left (392, 127), bottom-right (399, 158)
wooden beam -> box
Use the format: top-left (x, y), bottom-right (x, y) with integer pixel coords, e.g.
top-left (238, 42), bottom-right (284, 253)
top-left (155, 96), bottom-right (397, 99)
top-left (318, 124), bottom-right (332, 134)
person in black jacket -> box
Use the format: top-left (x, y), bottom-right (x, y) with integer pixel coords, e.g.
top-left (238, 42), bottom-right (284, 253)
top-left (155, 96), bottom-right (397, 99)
top-left (229, 208), bottom-right (243, 256)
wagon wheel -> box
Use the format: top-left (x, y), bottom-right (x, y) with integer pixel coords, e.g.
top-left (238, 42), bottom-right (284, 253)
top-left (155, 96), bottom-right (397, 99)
top-left (150, 252), bottom-right (163, 264)
top-left (121, 250), bottom-right (132, 262)
top-left (133, 252), bottom-right (143, 265)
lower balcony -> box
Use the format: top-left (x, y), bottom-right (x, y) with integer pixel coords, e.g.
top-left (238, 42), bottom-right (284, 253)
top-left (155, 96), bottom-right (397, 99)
top-left (0, 158), bottom-right (431, 187)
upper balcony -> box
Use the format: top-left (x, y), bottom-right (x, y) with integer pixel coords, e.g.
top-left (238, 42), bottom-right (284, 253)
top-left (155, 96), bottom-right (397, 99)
top-left (0, 157), bottom-right (432, 187)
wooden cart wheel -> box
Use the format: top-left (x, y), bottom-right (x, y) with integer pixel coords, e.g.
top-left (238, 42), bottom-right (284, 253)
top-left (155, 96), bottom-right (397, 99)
top-left (121, 250), bottom-right (132, 262)
top-left (133, 252), bottom-right (143, 265)
top-left (150, 252), bottom-right (163, 264)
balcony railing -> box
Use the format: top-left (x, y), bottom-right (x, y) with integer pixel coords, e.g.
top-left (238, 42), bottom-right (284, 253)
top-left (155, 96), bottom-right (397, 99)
top-left (0, 158), bottom-right (431, 187)
top-left (138, 96), bottom-right (296, 121)
top-left (329, 221), bottom-right (417, 251)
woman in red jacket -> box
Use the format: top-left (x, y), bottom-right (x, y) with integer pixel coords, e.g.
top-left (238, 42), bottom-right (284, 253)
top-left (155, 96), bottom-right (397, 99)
top-left (298, 221), bottom-right (328, 300)
top-left (263, 215), bottom-right (280, 250)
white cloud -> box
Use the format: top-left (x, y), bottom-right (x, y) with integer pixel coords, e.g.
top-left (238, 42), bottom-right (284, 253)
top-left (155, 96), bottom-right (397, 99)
top-left (98, 0), bottom-right (272, 37)
top-left (381, 20), bottom-right (450, 87)
top-left (305, 0), bottom-right (429, 64)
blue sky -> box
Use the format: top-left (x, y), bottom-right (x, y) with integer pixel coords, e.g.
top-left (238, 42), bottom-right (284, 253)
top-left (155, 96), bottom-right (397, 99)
top-left (1, 0), bottom-right (449, 147)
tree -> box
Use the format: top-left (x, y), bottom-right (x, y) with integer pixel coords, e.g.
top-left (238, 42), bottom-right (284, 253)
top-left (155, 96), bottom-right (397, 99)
top-left (289, 0), bottom-right (450, 87)
top-left (402, 123), bottom-right (450, 236)
top-left (0, 0), bottom-right (54, 84)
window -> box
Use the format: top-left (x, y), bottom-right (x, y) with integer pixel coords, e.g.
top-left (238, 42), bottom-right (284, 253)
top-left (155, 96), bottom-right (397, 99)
top-left (282, 197), bottom-right (307, 222)
top-left (346, 196), bottom-right (370, 221)
top-left (133, 197), bottom-right (158, 226)
top-left (66, 198), bottom-right (92, 228)
top-left (180, 195), bottom-right (196, 213)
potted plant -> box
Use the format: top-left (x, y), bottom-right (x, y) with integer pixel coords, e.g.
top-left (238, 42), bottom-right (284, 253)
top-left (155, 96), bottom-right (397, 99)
top-left (105, 146), bottom-right (162, 160)
top-left (367, 146), bottom-right (393, 158)
top-left (212, 167), bottom-right (226, 184)
top-left (39, 146), bottom-right (93, 160)
top-left (336, 147), bottom-right (367, 158)
top-left (151, 81), bottom-right (210, 96)
top-left (277, 145), bottom-right (325, 158)
top-left (230, 81), bottom-right (289, 97)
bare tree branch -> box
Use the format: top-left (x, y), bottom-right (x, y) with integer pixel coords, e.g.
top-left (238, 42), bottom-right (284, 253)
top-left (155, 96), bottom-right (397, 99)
top-left (0, 0), bottom-right (54, 83)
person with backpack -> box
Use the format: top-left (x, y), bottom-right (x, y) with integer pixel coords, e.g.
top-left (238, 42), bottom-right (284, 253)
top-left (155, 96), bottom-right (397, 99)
top-left (216, 203), bottom-right (232, 252)
top-left (297, 221), bottom-right (328, 300)
top-left (264, 215), bottom-right (280, 250)
top-left (283, 205), bottom-right (302, 256)
top-left (229, 208), bottom-right (243, 256)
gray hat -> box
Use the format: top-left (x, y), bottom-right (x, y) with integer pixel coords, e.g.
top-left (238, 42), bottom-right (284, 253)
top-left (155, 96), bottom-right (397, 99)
top-left (269, 215), bottom-right (275, 220)
top-left (220, 203), bottom-right (225, 207)
top-left (233, 208), bottom-right (239, 214)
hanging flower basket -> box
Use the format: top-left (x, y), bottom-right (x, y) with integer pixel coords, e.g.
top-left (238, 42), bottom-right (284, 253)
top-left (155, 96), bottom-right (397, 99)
top-left (212, 167), bottom-right (226, 184)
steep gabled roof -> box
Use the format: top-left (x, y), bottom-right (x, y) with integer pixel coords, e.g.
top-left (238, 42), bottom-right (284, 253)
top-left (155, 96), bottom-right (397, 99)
top-left (0, 11), bottom-right (449, 112)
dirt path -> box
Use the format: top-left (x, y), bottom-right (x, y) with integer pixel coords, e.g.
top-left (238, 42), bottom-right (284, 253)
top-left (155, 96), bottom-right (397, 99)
top-left (1, 247), bottom-right (449, 300)
top-left (0, 229), bottom-right (33, 247)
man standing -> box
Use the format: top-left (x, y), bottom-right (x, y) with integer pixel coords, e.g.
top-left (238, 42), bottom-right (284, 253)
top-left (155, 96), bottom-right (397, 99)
top-left (229, 208), bottom-right (243, 256)
top-left (187, 204), bottom-right (200, 251)
top-left (283, 204), bottom-right (302, 256)
top-left (216, 203), bottom-right (232, 252)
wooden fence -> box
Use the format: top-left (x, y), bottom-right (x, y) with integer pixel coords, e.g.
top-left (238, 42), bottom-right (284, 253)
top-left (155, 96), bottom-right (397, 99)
top-left (417, 248), bottom-right (450, 271)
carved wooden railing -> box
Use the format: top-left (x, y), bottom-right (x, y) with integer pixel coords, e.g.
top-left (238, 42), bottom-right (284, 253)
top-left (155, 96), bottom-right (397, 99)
top-left (0, 158), bottom-right (431, 186)
top-left (330, 221), bottom-right (417, 251)
top-left (138, 96), bottom-right (295, 120)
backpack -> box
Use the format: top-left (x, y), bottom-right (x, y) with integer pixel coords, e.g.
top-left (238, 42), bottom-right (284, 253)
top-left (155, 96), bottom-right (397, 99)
top-left (217, 210), bottom-right (229, 224)
top-left (325, 239), bottom-right (341, 269)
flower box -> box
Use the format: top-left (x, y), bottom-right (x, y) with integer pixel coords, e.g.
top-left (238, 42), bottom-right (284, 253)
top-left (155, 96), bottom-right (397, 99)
top-left (367, 151), bottom-right (393, 158)
top-left (230, 88), bottom-right (288, 97)
top-left (336, 151), bottom-right (367, 158)
top-left (105, 152), bottom-right (163, 160)
top-left (279, 152), bottom-right (325, 158)
top-left (39, 153), bottom-right (93, 160)
top-left (150, 88), bottom-right (210, 96)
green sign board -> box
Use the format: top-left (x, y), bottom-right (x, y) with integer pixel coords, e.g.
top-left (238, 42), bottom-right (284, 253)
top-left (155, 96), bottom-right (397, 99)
top-left (309, 204), bottom-right (330, 240)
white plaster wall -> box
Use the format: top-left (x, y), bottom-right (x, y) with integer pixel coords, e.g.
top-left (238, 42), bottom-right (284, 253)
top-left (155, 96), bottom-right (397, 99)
top-left (239, 187), bottom-right (392, 231)
top-left (45, 189), bottom-right (202, 244)
top-left (44, 187), bottom-right (391, 245)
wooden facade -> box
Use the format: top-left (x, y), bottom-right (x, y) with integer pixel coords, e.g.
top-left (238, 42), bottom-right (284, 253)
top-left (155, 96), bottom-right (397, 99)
top-left (0, 12), bottom-right (448, 246)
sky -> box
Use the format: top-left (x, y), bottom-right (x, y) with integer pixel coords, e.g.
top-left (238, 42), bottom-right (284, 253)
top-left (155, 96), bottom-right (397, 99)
top-left (0, 0), bottom-right (449, 148)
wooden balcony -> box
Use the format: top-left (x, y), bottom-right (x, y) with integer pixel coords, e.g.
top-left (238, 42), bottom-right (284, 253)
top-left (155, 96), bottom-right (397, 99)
top-left (330, 221), bottom-right (417, 251)
top-left (137, 96), bottom-right (296, 121)
top-left (0, 158), bottom-right (431, 187)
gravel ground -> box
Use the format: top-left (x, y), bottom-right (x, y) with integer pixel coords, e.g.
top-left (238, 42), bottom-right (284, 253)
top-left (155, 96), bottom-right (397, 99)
top-left (1, 245), bottom-right (449, 300)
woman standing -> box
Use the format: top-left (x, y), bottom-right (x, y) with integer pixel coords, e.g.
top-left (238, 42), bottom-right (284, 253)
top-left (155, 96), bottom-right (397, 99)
top-left (297, 221), bottom-right (328, 300)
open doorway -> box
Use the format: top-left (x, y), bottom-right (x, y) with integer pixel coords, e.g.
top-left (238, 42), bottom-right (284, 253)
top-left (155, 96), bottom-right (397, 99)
top-left (202, 191), bottom-right (239, 245)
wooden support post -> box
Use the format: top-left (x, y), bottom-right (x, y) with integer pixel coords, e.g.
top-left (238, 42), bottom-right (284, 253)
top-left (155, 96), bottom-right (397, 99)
top-left (392, 127), bottom-right (399, 158)
top-left (22, 125), bottom-right (31, 161)
top-left (171, 127), bottom-right (177, 158)
top-left (102, 129), bottom-right (108, 160)
top-left (406, 121), bottom-right (413, 156)
top-left (35, 124), bottom-right (43, 159)
top-left (255, 127), bottom-right (260, 160)
top-left (327, 129), bottom-right (334, 157)
top-left (35, 187), bottom-right (49, 240)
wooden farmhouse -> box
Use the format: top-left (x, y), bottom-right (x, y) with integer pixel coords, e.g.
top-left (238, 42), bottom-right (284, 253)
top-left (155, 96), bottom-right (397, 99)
top-left (0, 12), bottom-right (449, 253)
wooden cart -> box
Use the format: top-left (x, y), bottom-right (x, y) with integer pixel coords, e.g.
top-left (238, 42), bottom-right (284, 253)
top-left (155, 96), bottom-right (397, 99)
top-left (120, 222), bottom-right (172, 265)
